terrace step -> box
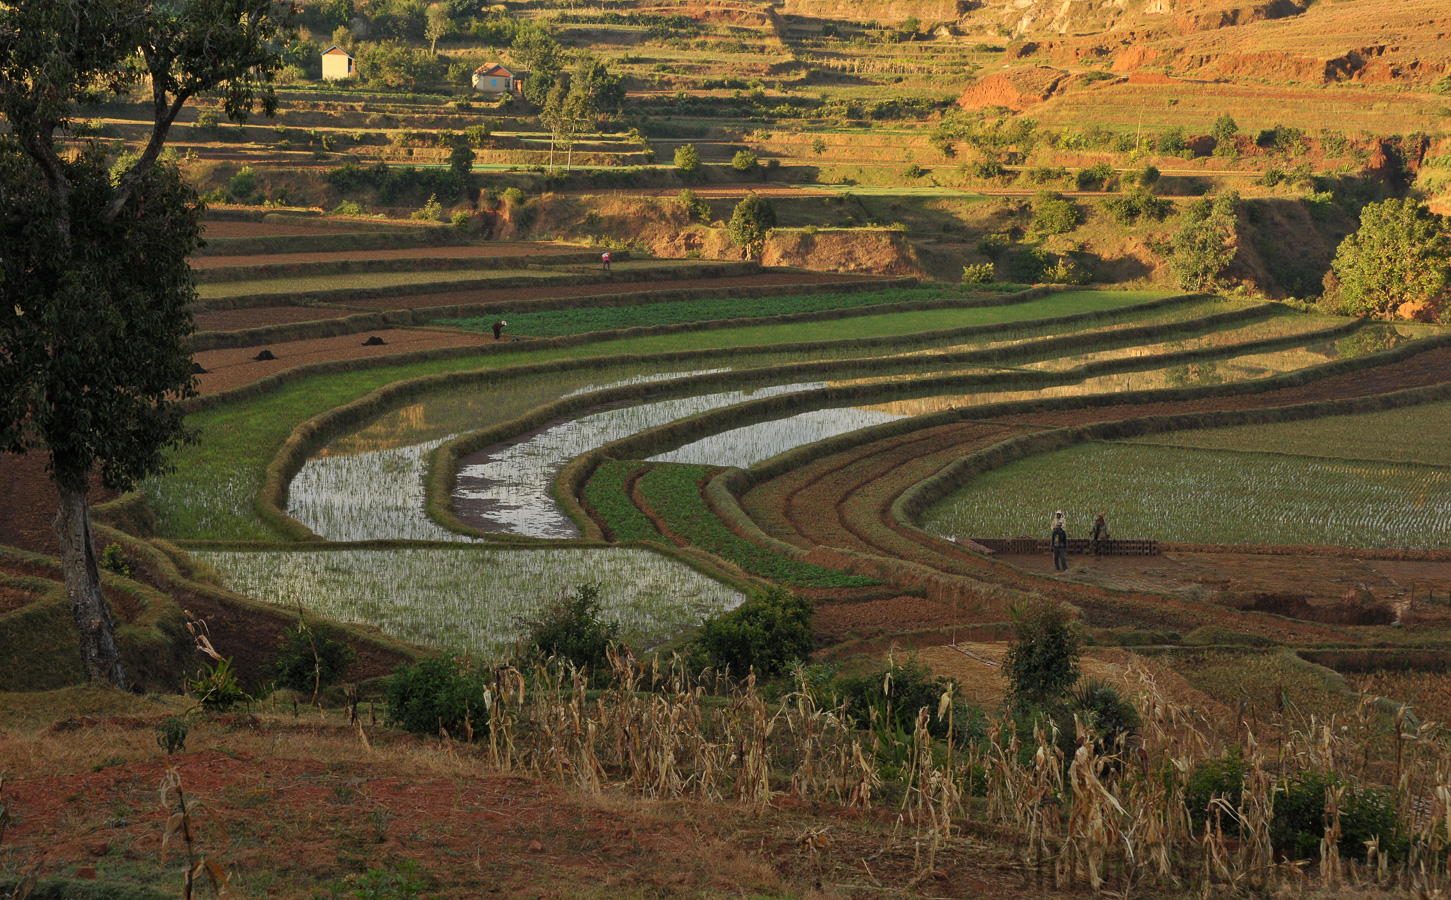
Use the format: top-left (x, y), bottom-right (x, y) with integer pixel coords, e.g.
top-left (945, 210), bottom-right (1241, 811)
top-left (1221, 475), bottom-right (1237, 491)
top-left (196, 224), bottom-right (471, 257)
top-left (192, 260), bottom-right (765, 311)
top-left (192, 247), bottom-right (629, 283)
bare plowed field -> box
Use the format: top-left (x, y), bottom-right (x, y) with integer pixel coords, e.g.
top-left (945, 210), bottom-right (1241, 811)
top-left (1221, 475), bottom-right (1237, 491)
top-left (192, 242), bottom-right (583, 268)
top-left (0, 454), bottom-right (114, 554)
top-left (193, 328), bottom-right (492, 394)
top-left (345, 270), bottom-right (882, 311)
top-left (193, 305), bottom-right (357, 331)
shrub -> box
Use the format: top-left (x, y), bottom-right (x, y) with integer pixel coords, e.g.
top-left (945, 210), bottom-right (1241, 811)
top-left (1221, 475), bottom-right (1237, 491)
top-left (384, 654), bottom-right (490, 736)
top-left (1008, 244), bottom-right (1054, 283)
top-left (1070, 678), bottom-right (1139, 750)
top-left (977, 231), bottom-right (1011, 260)
top-left (1185, 749), bottom-right (1245, 833)
top-left (1074, 162), bottom-right (1115, 191)
top-left (694, 587), bottom-right (812, 678)
top-left (100, 543), bottom-right (132, 577)
top-left (411, 194), bottom-right (444, 222)
top-left (274, 620), bottom-right (358, 694)
top-left (1031, 191), bottom-right (1081, 235)
top-left (731, 149), bottom-right (758, 172)
top-left (1041, 257), bottom-right (1084, 285)
top-left (961, 263), bottom-right (994, 284)
top-left (195, 109), bottom-right (219, 131)
top-left (1271, 772), bottom-right (1402, 862)
top-left (674, 143), bottom-right (702, 178)
top-left (332, 200), bottom-right (367, 216)
top-left (523, 583), bottom-right (620, 672)
top-left (1155, 127), bottom-right (1186, 154)
top-left (969, 158), bottom-right (1006, 180)
top-left (500, 187), bottom-right (526, 208)
top-left (227, 166), bottom-right (257, 201)
top-left (1210, 113), bottom-right (1238, 144)
top-left (811, 135), bottom-right (827, 155)
top-left (335, 860), bottom-right (426, 900)
top-left (676, 188), bottom-right (711, 221)
top-left (835, 655), bottom-right (978, 741)
top-left (1003, 597), bottom-right (1081, 711)
top-left (1101, 189), bottom-right (1173, 225)
top-left (450, 210), bottom-right (471, 229)
top-left (1258, 167), bottom-right (1285, 187)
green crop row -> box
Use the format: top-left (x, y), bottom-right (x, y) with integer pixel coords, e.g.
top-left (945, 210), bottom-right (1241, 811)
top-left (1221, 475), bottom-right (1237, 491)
top-left (581, 459), bottom-right (664, 542)
top-left (634, 463), bottom-right (878, 588)
top-left (441, 285), bottom-right (968, 336)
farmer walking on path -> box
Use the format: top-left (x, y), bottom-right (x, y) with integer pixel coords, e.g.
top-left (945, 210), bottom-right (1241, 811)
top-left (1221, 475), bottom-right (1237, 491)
top-left (492, 319), bottom-right (507, 341)
top-left (1051, 513), bottom-right (1069, 572)
top-left (1092, 513), bottom-right (1110, 556)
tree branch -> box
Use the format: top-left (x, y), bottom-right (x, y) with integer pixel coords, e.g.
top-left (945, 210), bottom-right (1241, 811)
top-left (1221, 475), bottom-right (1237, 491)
top-left (102, 48), bottom-right (190, 225)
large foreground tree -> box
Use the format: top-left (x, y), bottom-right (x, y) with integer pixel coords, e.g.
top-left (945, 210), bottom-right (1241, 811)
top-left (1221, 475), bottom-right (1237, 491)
top-left (0, 0), bottom-right (294, 688)
top-left (1324, 198), bottom-right (1450, 322)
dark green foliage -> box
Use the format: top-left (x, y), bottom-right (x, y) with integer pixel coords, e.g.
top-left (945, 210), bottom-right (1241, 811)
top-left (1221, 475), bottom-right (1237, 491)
top-left (355, 42), bottom-right (445, 89)
top-left (834, 655), bottom-right (979, 742)
top-left (676, 188), bottom-right (712, 221)
top-left (727, 193), bottom-right (777, 258)
top-left (1257, 124), bottom-right (1306, 155)
top-left (1270, 772), bottom-right (1402, 862)
top-left (449, 142), bottom-right (475, 179)
top-left (1324, 198), bottom-right (1450, 322)
top-left (1155, 128), bottom-right (1187, 154)
top-left (731, 149), bottom-right (759, 172)
top-left (100, 544), bottom-right (133, 577)
top-left (1075, 162), bottom-right (1115, 191)
top-left (523, 583), bottom-right (621, 672)
top-left (274, 620), bottom-right (358, 693)
top-left (694, 587), bottom-right (813, 678)
top-left (1101, 190), bottom-right (1173, 225)
top-left (1069, 678), bottom-right (1139, 750)
top-left (977, 232), bottom-right (1011, 260)
top-left (1031, 191), bottom-right (1081, 235)
top-left (1170, 193), bottom-right (1239, 291)
top-left (384, 654), bottom-right (490, 736)
top-left (969, 158), bottom-right (1006, 180)
top-left (635, 464), bottom-right (877, 588)
top-left (1008, 245), bottom-right (1054, 283)
top-left (326, 161), bottom-right (464, 203)
top-left (1185, 749), bottom-right (1245, 833)
top-left (156, 717), bottom-right (190, 755)
top-left (1003, 598), bottom-right (1081, 711)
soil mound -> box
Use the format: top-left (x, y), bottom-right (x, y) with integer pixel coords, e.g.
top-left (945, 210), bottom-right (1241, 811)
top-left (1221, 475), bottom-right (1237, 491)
top-left (190, 362), bottom-right (208, 375)
top-left (252, 349), bottom-right (276, 361)
top-left (361, 335), bottom-right (387, 346)
top-left (956, 67), bottom-right (1068, 111)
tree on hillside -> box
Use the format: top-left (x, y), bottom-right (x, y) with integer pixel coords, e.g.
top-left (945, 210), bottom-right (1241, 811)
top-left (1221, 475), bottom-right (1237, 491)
top-left (1323, 198), bottom-right (1450, 322)
top-left (1211, 113), bottom-right (1238, 144)
top-left (674, 143), bottom-right (703, 179)
top-left (0, 0), bottom-right (293, 689)
top-left (425, 3), bottom-right (450, 54)
top-left (1170, 192), bottom-right (1240, 291)
top-left (727, 193), bottom-right (777, 259)
top-left (511, 23), bottom-right (563, 104)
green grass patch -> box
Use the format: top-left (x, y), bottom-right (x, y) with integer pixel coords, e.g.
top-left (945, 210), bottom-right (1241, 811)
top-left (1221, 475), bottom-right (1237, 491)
top-left (922, 441), bottom-right (1451, 550)
top-left (635, 463), bottom-right (877, 588)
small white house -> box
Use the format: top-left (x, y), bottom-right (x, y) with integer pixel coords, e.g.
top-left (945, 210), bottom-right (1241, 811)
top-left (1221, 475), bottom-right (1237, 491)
top-left (321, 46), bottom-right (355, 81)
top-left (473, 63), bottom-right (518, 94)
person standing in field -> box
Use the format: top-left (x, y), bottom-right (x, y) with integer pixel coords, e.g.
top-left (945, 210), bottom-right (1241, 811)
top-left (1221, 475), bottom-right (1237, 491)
top-left (1092, 513), bottom-right (1109, 556)
top-left (1051, 517), bottom-right (1069, 572)
top-left (492, 319), bottom-right (506, 340)
top-left (601, 251), bottom-right (611, 271)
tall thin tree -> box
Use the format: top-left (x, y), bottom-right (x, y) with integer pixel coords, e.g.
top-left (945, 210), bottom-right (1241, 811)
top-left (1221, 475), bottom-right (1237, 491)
top-left (0, 0), bottom-right (294, 688)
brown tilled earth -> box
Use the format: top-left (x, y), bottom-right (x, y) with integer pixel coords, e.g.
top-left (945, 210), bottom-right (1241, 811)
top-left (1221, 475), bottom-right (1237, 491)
top-left (193, 327), bottom-right (494, 394)
top-left (0, 454), bottom-right (114, 555)
top-left (191, 241), bottom-right (583, 268)
top-left (0, 703), bottom-right (1079, 900)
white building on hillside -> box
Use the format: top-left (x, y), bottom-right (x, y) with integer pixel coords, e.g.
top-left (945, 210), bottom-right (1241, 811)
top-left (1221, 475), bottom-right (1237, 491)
top-left (473, 63), bottom-right (519, 94)
top-left (321, 46), bottom-right (355, 81)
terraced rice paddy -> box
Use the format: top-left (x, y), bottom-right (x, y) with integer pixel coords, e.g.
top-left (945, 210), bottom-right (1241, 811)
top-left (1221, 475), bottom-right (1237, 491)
top-left (194, 546), bottom-right (745, 656)
top-left (454, 381), bottom-right (824, 538)
top-left (651, 406), bottom-right (907, 468)
top-left (921, 441), bottom-right (1451, 549)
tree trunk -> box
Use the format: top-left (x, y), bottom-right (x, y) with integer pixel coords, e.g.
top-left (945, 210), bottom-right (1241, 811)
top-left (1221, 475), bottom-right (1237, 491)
top-left (55, 486), bottom-right (131, 690)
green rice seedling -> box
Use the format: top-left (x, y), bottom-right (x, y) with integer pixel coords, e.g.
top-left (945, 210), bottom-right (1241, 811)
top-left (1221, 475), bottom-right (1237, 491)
top-left (922, 442), bottom-right (1451, 549)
